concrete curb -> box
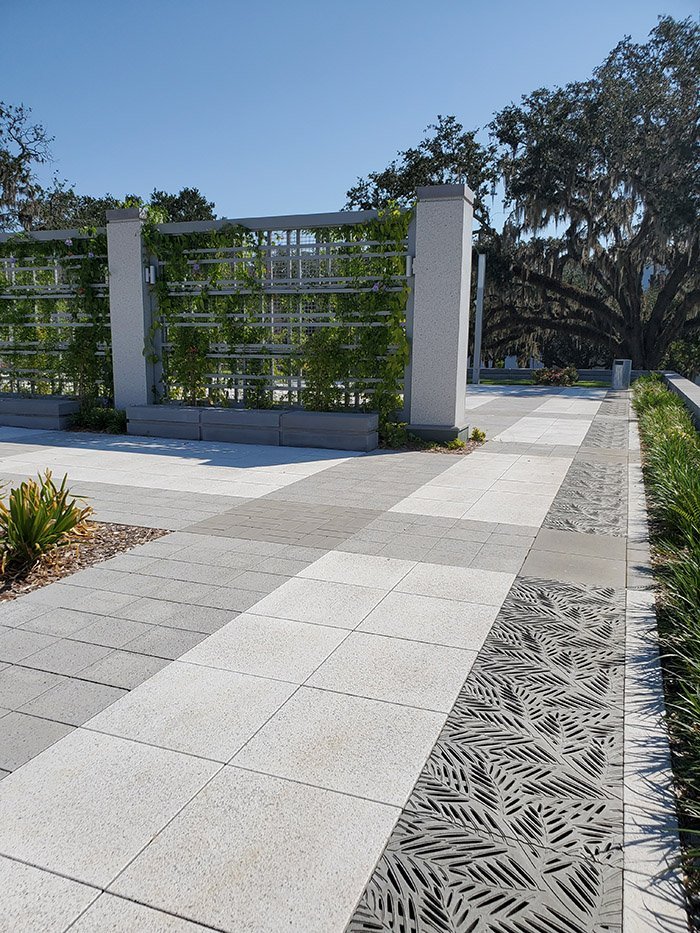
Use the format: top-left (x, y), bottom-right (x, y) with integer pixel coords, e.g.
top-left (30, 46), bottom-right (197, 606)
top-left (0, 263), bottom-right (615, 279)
top-left (623, 417), bottom-right (689, 932)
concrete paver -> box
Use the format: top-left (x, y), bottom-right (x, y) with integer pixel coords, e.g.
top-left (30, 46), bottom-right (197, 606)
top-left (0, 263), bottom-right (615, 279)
top-left (0, 387), bottom-right (674, 932)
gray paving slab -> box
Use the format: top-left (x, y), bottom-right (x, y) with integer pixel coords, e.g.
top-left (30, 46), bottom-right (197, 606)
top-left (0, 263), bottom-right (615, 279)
top-left (521, 548), bottom-right (627, 588)
top-left (113, 599), bottom-right (235, 633)
top-left (18, 639), bottom-right (113, 677)
top-left (21, 607), bottom-right (118, 638)
top-left (0, 626), bottom-right (58, 662)
top-left (19, 678), bottom-right (127, 726)
top-left (0, 601), bottom-right (52, 628)
top-left (66, 615), bottom-right (153, 648)
top-left (122, 626), bottom-right (207, 660)
top-left (78, 650), bottom-right (170, 689)
top-left (0, 711), bottom-right (73, 770)
top-left (533, 526), bottom-right (627, 559)
top-left (0, 666), bottom-right (67, 709)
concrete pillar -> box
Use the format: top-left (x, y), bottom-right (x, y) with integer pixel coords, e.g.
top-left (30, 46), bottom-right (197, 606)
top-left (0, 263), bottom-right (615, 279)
top-left (106, 208), bottom-right (154, 408)
top-left (407, 184), bottom-right (474, 441)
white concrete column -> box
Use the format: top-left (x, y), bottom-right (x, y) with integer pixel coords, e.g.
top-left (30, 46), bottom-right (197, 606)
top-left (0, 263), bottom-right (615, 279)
top-left (408, 184), bottom-right (474, 441)
top-left (106, 208), bottom-right (154, 408)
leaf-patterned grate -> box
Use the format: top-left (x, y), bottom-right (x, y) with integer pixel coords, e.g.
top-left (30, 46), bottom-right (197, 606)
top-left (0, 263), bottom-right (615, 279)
top-left (346, 398), bottom-right (628, 932)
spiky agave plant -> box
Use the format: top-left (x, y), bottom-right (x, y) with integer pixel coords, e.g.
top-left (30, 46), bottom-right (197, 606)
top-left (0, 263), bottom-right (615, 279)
top-left (0, 471), bottom-right (94, 578)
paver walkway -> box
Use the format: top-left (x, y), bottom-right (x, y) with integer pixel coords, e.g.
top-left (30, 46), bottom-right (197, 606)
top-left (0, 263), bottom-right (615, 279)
top-left (0, 387), bottom-right (677, 931)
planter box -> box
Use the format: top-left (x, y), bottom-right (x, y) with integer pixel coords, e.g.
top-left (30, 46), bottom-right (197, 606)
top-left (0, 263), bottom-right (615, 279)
top-left (0, 395), bottom-right (80, 431)
top-left (280, 411), bottom-right (379, 451)
top-left (200, 409), bottom-right (282, 446)
top-left (125, 406), bottom-right (379, 451)
top-left (126, 405), bottom-right (201, 440)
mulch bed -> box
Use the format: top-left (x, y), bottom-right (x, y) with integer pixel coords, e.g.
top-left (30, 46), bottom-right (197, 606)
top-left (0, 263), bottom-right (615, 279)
top-left (0, 522), bottom-right (168, 602)
top-left (380, 439), bottom-right (483, 455)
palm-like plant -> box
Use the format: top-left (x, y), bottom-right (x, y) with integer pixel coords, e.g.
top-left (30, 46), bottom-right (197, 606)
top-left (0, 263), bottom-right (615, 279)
top-left (0, 471), bottom-right (93, 578)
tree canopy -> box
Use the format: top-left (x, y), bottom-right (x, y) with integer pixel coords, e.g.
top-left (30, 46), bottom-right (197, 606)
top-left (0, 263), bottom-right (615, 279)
top-left (0, 103), bottom-right (217, 230)
top-left (489, 15), bottom-right (699, 368)
top-left (345, 115), bottom-right (497, 228)
top-left (0, 102), bottom-right (52, 230)
top-left (346, 16), bottom-right (699, 369)
top-left (26, 184), bottom-right (216, 229)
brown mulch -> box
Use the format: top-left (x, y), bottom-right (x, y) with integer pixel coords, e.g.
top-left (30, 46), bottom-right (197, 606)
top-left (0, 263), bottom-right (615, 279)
top-left (380, 439), bottom-right (483, 455)
top-left (0, 522), bottom-right (168, 602)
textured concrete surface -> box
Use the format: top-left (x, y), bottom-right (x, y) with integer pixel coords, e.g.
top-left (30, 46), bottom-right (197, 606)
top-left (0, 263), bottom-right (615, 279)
top-left (0, 386), bottom-right (685, 932)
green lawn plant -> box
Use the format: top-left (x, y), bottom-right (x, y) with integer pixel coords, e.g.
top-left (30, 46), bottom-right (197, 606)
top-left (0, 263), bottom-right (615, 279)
top-left (0, 470), bottom-right (93, 579)
top-left (633, 375), bottom-right (700, 911)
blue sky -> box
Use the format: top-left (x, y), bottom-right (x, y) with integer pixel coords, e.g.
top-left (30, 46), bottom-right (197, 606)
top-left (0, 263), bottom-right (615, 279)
top-left (3, 0), bottom-right (696, 220)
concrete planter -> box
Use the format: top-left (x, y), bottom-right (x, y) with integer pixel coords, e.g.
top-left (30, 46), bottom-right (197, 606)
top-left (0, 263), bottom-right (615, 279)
top-left (280, 410), bottom-right (379, 451)
top-left (126, 405), bottom-right (201, 440)
top-left (0, 395), bottom-right (81, 431)
top-left (126, 405), bottom-right (379, 451)
top-left (200, 409), bottom-right (281, 446)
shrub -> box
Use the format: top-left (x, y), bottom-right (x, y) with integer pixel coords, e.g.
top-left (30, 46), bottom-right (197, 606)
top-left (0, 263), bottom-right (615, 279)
top-left (532, 365), bottom-right (579, 386)
top-left (445, 438), bottom-right (466, 451)
top-left (0, 471), bottom-right (94, 578)
top-left (380, 420), bottom-right (409, 448)
top-left (470, 427), bottom-right (486, 443)
top-left (72, 403), bottom-right (127, 434)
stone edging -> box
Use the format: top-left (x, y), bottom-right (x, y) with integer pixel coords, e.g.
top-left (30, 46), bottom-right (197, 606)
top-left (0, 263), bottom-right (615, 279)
top-left (623, 417), bottom-right (688, 932)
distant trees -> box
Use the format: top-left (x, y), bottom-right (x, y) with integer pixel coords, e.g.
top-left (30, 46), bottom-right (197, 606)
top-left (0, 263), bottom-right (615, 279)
top-left (27, 185), bottom-right (216, 230)
top-left (0, 102), bottom-right (52, 230)
top-left (0, 101), bottom-right (217, 230)
top-left (347, 17), bottom-right (700, 369)
top-left (346, 115), bottom-right (497, 229)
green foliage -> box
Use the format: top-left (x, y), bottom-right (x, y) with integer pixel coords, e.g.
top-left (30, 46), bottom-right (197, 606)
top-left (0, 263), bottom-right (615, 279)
top-left (664, 337), bottom-right (700, 382)
top-left (633, 376), bottom-right (700, 896)
top-left (345, 115), bottom-right (497, 229)
top-left (0, 232), bottom-right (112, 398)
top-left (445, 437), bottom-right (467, 451)
top-left (532, 365), bottom-right (579, 387)
top-left (148, 188), bottom-right (216, 222)
top-left (71, 402), bottom-right (126, 434)
top-left (0, 470), bottom-right (93, 578)
top-left (0, 101), bottom-right (52, 231)
top-left (143, 205), bottom-right (412, 424)
top-left (380, 420), bottom-right (409, 448)
top-left (469, 427), bottom-right (486, 443)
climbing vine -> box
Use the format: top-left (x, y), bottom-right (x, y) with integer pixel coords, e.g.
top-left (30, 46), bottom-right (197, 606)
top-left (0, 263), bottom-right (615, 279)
top-left (0, 232), bottom-right (111, 399)
top-left (143, 204), bottom-right (412, 427)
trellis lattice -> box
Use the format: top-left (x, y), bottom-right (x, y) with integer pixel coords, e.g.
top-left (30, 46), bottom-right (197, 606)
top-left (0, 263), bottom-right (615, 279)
top-left (0, 239), bottom-right (111, 397)
top-left (146, 211), bottom-right (412, 414)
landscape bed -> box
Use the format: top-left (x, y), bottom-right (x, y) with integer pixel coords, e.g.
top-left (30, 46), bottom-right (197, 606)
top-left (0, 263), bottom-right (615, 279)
top-left (633, 374), bottom-right (700, 925)
top-left (1, 521), bottom-right (167, 601)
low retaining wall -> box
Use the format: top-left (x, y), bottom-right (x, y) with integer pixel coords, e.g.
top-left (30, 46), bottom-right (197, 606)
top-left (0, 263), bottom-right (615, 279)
top-left (126, 406), bottom-right (379, 451)
top-left (0, 396), bottom-right (80, 431)
top-left (466, 368), bottom-right (650, 385)
top-left (663, 372), bottom-right (700, 430)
